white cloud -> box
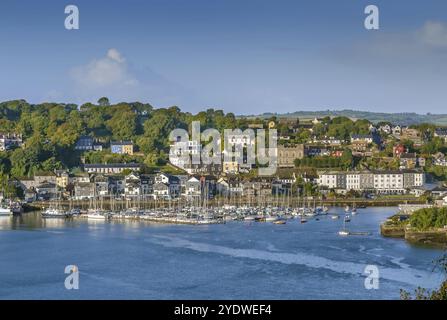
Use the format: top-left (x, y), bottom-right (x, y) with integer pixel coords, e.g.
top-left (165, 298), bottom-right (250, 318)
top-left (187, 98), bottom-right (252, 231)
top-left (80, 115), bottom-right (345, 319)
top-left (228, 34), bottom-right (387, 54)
top-left (66, 48), bottom-right (198, 108)
top-left (106, 48), bottom-right (125, 63)
top-left (70, 48), bottom-right (138, 88)
top-left (417, 21), bottom-right (447, 48)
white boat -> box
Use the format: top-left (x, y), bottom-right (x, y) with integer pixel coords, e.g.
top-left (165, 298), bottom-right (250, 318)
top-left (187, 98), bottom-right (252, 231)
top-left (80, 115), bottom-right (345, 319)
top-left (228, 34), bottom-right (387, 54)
top-left (87, 212), bottom-right (108, 220)
top-left (42, 208), bottom-right (68, 218)
top-left (0, 207), bottom-right (12, 216)
top-left (345, 206), bottom-right (350, 213)
top-left (331, 215), bottom-right (339, 220)
top-left (244, 216), bottom-right (255, 221)
top-left (352, 207), bottom-right (357, 215)
top-left (339, 218), bottom-right (350, 236)
top-left (265, 215), bottom-right (278, 222)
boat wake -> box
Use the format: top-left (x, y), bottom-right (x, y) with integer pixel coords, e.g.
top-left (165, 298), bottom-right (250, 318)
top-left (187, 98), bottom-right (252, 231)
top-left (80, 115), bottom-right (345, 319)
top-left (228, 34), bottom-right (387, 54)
top-left (147, 235), bottom-right (443, 289)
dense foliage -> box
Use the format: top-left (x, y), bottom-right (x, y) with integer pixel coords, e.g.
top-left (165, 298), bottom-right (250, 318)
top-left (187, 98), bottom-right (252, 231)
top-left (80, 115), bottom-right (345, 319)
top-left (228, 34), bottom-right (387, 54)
top-left (0, 99), bottom-right (248, 177)
top-left (409, 207), bottom-right (447, 231)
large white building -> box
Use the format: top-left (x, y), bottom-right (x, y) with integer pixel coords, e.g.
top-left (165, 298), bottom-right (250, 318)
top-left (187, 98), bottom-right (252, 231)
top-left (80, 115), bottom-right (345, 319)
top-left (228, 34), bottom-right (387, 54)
top-left (318, 172), bottom-right (338, 189)
top-left (169, 140), bottom-right (202, 169)
top-left (346, 173), bottom-right (361, 191)
top-left (317, 170), bottom-right (425, 194)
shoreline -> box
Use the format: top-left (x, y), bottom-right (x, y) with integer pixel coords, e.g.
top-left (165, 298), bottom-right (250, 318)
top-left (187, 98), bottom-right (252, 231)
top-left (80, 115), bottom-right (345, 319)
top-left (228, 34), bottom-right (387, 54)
top-left (27, 198), bottom-right (426, 211)
top-left (380, 217), bottom-right (447, 248)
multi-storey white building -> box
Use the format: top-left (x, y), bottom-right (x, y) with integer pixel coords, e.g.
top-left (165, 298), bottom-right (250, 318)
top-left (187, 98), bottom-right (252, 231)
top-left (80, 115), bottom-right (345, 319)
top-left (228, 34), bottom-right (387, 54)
top-left (317, 170), bottom-right (425, 194)
top-left (373, 171), bottom-right (404, 193)
top-left (169, 140), bottom-right (202, 169)
top-left (317, 172), bottom-right (338, 189)
top-left (346, 173), bottom-right (361, 190)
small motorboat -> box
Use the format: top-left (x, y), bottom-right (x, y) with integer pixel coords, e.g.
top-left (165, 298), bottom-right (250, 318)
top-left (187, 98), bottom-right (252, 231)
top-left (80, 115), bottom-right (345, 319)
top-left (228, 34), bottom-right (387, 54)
top-left (42, 208), bottom-right (70, 218)
top-left (265, 215), bottom-right (278, 222)
top-left (273, 219), bottom-right (286, 225)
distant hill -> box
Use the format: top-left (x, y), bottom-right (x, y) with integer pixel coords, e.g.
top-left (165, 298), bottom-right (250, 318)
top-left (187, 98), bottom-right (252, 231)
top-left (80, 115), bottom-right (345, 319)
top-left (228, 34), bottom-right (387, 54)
top-left (245, 110), bottom-right (447, 126)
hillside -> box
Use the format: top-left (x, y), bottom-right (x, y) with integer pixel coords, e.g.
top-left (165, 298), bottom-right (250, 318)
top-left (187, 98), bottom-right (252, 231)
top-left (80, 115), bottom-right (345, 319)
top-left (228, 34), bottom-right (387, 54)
top-left (246, 110), bottom-right (447, 126)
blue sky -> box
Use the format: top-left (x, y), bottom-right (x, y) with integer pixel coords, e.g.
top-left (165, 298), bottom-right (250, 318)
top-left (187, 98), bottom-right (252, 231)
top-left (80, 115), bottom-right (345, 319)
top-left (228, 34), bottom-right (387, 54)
top-left (1, 0), bottom-right (447, 114)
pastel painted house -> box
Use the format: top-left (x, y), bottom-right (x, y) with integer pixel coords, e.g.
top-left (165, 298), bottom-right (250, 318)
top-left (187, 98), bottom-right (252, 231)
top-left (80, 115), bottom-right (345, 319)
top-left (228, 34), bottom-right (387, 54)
top-left (110, 140), bottom-right (134, 155)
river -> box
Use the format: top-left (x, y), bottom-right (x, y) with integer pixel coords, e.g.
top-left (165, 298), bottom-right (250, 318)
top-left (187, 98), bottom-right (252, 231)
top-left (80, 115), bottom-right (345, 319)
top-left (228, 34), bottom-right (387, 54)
top-left (0, 207), bottom-right (444, 299)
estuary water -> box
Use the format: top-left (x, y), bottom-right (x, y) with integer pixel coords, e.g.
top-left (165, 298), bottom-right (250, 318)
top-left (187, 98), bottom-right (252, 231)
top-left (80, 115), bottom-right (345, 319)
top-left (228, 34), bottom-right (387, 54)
top-left (0, 207), bottom-right (444, 300)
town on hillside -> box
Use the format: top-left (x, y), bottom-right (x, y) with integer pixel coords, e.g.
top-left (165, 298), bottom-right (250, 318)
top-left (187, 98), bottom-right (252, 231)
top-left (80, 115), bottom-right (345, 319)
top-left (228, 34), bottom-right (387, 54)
top-left (1, 99), bottom-right (447, 211)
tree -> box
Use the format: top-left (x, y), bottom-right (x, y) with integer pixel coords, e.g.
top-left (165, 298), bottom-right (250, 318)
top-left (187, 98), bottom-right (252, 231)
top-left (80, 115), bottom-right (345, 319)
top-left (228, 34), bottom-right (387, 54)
top-left (98, 97), bottom-right (110, 107)
top-left (106, 105), bottom-right (137, 140)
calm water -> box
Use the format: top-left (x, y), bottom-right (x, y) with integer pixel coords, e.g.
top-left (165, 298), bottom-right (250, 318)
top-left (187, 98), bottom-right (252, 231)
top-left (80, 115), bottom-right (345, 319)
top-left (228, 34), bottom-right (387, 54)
top-left (0, 207), bottom-right (444, 300)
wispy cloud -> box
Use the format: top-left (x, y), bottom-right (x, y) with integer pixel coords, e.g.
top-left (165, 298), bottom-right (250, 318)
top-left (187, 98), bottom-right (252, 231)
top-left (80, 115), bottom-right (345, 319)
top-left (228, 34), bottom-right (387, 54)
top-left (417, 20), bottom-right (447, 48)
top-left (70, 48), bottom-right (138, 89)
top-left (64, 48), bottom-right (198, 108)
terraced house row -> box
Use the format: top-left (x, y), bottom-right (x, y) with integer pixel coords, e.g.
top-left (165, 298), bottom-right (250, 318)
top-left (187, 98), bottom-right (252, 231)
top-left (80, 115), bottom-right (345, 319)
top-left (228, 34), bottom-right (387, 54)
top-left (316, 170), bottom-right (425, 194)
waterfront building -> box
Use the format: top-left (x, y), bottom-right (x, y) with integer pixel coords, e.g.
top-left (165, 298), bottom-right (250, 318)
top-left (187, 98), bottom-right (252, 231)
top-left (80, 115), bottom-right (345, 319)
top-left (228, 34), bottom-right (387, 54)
top-left (317, 170), bottom-right (425, 194)
top-left (359, 172), bottom-right (375, 191)
top-left (317, 171), bottom-right (338, 189)
top-left (74, 182), bottom-right (95, 200)
top-left (34, 172), bottom-right (57, 186)
top-left (35, 182), bottom-right (58, 201)
top-left (55, 170), bottom-right (70, 189)
top-left (93, 174), bottom-right (110, 196)
top-left (110, 141), bottom-right (134, 155)
top-left (216, 177), bottom-right (230, 196)
top-left (24, 189), bottom-right (37, 203)
top-left (223, 133), bottom-right (256, 172)
top-left (228, 179), bottom-right (243, 196)
top-left (183, 176), bottom-right (202, 199)
top-left (140, 174), bottom-right (155, 197)
top-left (153, 173), bottom-right (180, 199)
top-left (169, 140), bottom-right (202, 169)
top-left (346, 172), bottom-right (361, 191)
top-left (109, 176), bottom-right (125, 195)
